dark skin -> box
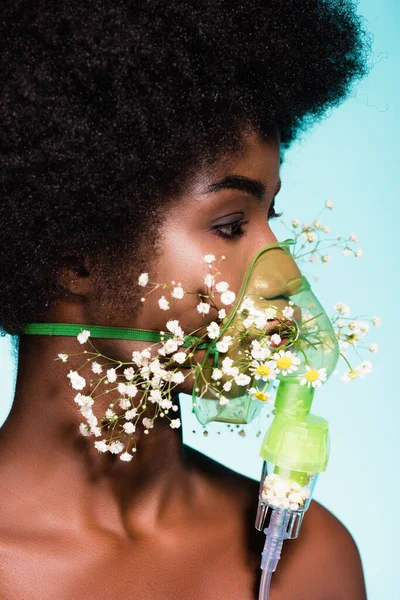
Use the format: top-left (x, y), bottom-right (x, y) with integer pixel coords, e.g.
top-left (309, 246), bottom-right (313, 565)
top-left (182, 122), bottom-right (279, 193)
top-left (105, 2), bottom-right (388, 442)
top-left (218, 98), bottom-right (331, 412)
top-left (0, 129), bottom-right (367, 599)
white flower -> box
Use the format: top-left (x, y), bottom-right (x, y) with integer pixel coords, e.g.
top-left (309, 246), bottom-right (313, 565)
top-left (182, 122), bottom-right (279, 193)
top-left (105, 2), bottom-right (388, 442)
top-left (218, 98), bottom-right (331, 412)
top-left (207, 321), bottom-right (220, 339)
top-left (322, 255), bottom-right (331, 263)
top-left (251, 340), bottom-right (271, 361)
top-left (203, 254), bottom-right (216, 264)
top-left (79, 422), bottom-right (91, 436)
top-left (124, 384), bottom-right (136, 398)
top-left (212, 368), bottom-right (223, 381)
top-left (306, 231), bottom-right (317, 243)
top-left (118, 382), bottom-right (127, 395)
top-left (218, 308), bottom-right (226, 320)
top-left (342, 247), bottom-right (352, 256)
top-left (299, 366), bottom-right (327, 389)
top-left (325, 199), bottom-right (334, 209)
top-left (234, 373), bottom-right (251, 386)
top-left (221, 356), bottom-right (239, 377)
top-left (142, 417), bottom-right (154, 429)
top-left (149, 389), bottom-right (163, 404)
top-left (355, 248), bottom-right (363, 258)
top-left (160, 398), bottom-right (172, 410)
top-left (216, 281), bottom-right (229, 293)
top-left (166, 320), bottom-right (184, 336)
top-left (58, 353), bottom-right (68, 362)
top-left (272, 350), bottom-right (301, 376)
top-left (349, 232), bottom-right (359, 242)
top-left (124, 367), bottom-right (135, 381)
top-left (369, 343), bottom-right (378, 353)
top-left (322, 225), bottom-right (330, 233)
top-left (77, 329), bottom-right (91, 344)
top-left (292, 218), bottom-right (300, 228)
top-left (216, 336), bottom-right (233, 353)
top-left (119, 398), bottom-right (131, 410)
top-left (67, 371), bottom-right (86, 390)
top-left (197, 302), bottom-right (210, 315)
top-left (309, 255), bottom-right (317, 263)
top-left (223, 381), bottom-right (232, 392)
top-left (219, 396), bottom-right (229, 405)
top-left (120, 452), bottom-right (133, 462)
top-left (158, 295), bottom-right (170, 310)
top-left (109, 441), bottom-right (125, 454)
top-left (91, 361), bottom-right (103, 374)
top-left (105, 408), bottom-right (116, 419)
top-left (170, 418), bottom-right (181, 429)
top-left (172, 371), bottom-right (185, 384)
top-left (123, 422), bottom-right (136, 434)
top-left (270, 333), bottom-right (282, 346)
top-left (282, 306), bottom-right (294, 319)
top-left (158, 338), bottom-right (179, 355)
top-left (334, 302), bottom-right (351, 317)
top-left (372, 316), bottom-right (382, 327)
top-left (313, 220), bottom-right (321, 229)
top-left (172, 351), bottom-right (187, 364)
top-left (106, 368), bottom-right (117, 383)
top-left (341, 368), bottom-right (361, 383)
top-left (138, 273), bottom-right (149, 286)
top-left (171, 286), bottom-right (185, 299)
top-left (220, 290), bottom-right (236, 306)
top-left (94, 440), bottom-right (109, 453)
top-left (125, 408), bottom-right (137, 420)
top-left (239, 297), bottom-right (255, 313)
top-left (359, 360), bottom-right (373, 375)
top-left (204, 273), bottom-right (215, 287)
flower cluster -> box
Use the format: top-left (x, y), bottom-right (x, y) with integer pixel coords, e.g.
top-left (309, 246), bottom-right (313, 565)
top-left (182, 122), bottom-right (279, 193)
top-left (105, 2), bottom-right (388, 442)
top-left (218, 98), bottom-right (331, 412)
top-left (261, 473), bottom-right (311, 511)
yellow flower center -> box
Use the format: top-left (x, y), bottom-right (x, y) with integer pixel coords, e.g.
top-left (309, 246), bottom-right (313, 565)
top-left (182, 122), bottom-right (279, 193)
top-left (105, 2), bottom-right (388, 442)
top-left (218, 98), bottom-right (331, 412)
top-left (276, 356), bottom-right (292, 370)
top-left (305, 369), bottom-right (319, 382)
top-left (348, 369), bottom-right (360, 380)
top-left (256, 365), bottom-right (271, 377)
top-left (254, 391), bottom-right (268, 402)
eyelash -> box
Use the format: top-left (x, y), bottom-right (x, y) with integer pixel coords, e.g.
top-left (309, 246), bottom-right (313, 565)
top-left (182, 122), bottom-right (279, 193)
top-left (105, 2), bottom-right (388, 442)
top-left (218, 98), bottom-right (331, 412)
top-left (212, 205), bottom-right (283, 242)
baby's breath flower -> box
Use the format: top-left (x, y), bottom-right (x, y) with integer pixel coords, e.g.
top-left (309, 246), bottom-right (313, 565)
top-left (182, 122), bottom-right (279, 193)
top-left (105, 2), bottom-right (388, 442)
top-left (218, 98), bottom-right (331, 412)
top-left (212, 368), bottom-right (223, 380)
top-left (124, 367), bottom-right (135, 381)
top-left (325, 199), bottom-right (334, 209)
top-left (372, 316), bottom-right (382, 327)
top-left (171, 286), bottom-right (184, 299)
top-left (349, 232), bottom-right (359, 242)
top-left (322, 225), bottom-right (330, 233)
top-left (218, 308), bottom-right (226, 320)
top-left (120, 452), bottom-right (133, 462)
top-left (292, 218), bottom-right (300, 228)
top-left (142, 417), bottom-right (154, 429)
top-left (92, 361), bottom-right (103, 374)
top-left (216, 335), bottom-right (232, 353)
top-left (220, 290), bottom-right (236, 306)
top-left (207, 321), bottom-right (220, 339)
top-left (282, 306), bottom-right (294, 319)
top-left (79, 422), bottom-right (91, 436)
top-left (235, 373), bottom-right (251, 386)
top-left (118, 382), bottom-right (127, 395)
top-left (77, 330), bottom-right (91, 344)
top-left (321, 254), bottom-right (331, 263)
top-left (123, 422), bottom-right (136, 434)
top-left (221, 357), bottom-right (239, 377)
top-left (342, 247), bottom-right (352, 256)
top-left (216, 281), bottom-right (229, 293)
top-left (171, 371), bottom-right (185, 384)
top-left (67, 370), bottom-right (86, 390)
top-left (197, 302), bottom-right (210, 315)
top-left (204, 273), bottom-right (215, 287)
top-left (125, 408), bottom-right (137, 420)
top-left (58, 353), bottom-right (68, 362)
top-left (369, 343), bottom-right (378, 353)
top-left (270, 333), bottom-right (282, 346)
top-left (109, 441), bottom-right (125, 454)
top-left (355, 248), bottom-right (363, 258)
top-left (170, 418), bottom-right (181, 429)
top-left (119, 398), bottom-right (131, 410)
top-left (94, 440), bottom-right (109, 453)
top-left (223, 381), bottom-right (232, 392)
top-left (219, 396), bottom-right (229, 405)
top-left (138, 273), bottom-right (149, 286)
top-left (203, 254), bottom-right (216, 264)
top-left (172, 351), bottom-right (187, 364)
top-left (106, 368), bottom-right (117, 383)
top-left (158, 295), bottom-right (170, 310)
top-left (334, 302), bottom-right (351, 317)
top-left (105, 408), bottom-right (116, 419)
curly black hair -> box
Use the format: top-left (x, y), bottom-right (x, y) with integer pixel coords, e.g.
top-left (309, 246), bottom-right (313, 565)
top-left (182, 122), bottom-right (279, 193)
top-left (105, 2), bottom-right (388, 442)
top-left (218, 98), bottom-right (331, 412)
top-left (0, 0), bottom-right (370, 335)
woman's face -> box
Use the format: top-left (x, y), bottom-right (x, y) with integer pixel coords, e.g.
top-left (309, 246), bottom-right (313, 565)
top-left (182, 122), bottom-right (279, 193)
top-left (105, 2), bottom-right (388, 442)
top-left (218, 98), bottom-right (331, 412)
top-left (71, 128), bottom-right (282, 395)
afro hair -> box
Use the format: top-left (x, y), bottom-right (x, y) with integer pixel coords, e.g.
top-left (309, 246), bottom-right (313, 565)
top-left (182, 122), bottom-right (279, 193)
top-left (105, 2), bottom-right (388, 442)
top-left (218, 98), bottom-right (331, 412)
top-left (0, 0), bottom-right (371, 334)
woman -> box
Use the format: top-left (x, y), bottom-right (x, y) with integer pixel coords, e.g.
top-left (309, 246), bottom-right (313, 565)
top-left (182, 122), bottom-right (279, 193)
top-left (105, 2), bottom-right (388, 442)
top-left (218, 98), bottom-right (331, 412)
top-left (0, 1), bottom-right (370, 598)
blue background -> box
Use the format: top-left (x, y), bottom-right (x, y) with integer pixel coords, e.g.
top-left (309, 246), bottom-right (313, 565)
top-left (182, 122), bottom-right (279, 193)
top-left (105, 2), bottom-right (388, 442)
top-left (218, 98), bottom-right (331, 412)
top-left (0, 2), bottom-right (398, 598)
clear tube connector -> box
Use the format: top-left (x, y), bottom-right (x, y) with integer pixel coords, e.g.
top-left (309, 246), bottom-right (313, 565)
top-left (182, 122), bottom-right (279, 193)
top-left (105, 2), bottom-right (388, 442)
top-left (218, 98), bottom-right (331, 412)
top-left (255, 461), bottom-right (319, 537)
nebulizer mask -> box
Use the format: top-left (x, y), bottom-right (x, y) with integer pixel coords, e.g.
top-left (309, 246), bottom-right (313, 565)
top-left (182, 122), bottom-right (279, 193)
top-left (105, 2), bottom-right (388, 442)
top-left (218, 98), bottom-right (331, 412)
top-left (191, 239), bottom-right (339, 599)
top-left (24, 239), bottom-right (339, 600)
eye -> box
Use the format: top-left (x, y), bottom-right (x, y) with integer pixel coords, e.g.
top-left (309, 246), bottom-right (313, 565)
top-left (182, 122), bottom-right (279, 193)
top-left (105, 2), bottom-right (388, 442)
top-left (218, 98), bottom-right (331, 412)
top-left (211, 200), bottom-right (283, 242)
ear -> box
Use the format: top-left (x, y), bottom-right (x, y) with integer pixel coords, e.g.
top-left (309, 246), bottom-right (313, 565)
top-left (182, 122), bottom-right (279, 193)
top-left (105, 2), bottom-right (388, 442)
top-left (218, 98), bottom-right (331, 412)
top-left (57, 256), bottom-right (94, 297)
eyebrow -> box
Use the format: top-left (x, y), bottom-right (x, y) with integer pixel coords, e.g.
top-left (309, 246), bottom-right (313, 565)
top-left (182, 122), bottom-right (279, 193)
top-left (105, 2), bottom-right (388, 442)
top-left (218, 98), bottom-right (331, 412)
top-left (202, 175), bottom-right (281, 201)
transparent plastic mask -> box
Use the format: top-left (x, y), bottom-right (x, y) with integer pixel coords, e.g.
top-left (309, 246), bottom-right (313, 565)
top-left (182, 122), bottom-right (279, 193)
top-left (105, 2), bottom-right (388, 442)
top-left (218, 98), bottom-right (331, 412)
top-left (192, 239), bottom-right (339, 425)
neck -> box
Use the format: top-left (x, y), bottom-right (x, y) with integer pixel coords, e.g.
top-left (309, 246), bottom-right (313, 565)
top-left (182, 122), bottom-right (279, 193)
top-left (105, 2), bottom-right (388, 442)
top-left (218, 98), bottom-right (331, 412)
top-left (0, 335), bottom-right (196, 537)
